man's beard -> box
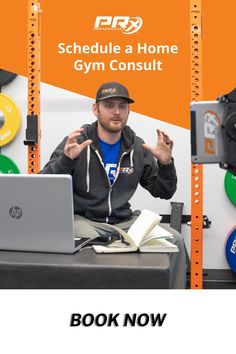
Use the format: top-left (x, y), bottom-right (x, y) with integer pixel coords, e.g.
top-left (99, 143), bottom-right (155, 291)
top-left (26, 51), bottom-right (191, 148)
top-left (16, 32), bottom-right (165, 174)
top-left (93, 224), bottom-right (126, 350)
top-left (98, 120), bottom-right (123, 133)
top-left (97, 113), bottom-right (125, 133)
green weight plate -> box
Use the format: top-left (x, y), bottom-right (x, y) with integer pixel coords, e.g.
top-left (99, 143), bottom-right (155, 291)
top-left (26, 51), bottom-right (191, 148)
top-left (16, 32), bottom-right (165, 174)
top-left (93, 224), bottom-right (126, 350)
top-left (224, 171), bottom-right (236, 206)
top-left (0, 154), bottom-right (20, 174)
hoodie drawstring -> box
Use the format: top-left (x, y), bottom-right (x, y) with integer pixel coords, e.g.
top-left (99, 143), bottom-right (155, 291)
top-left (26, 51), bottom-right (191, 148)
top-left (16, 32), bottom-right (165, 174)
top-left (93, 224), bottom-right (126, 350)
top-left (86, 145), bottom-right (90, 192)
top-left (130, 149), bottom-right (134, 168)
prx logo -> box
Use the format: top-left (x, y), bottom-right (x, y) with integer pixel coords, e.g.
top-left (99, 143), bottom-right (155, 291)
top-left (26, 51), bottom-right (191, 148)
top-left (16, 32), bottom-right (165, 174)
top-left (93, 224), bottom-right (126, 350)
top-left (230, 236), bottom-right (236, 254)
top-left (94, 16), bottom-right (143, 35)
top-left (102, 88), bottom-right (117, 95)
top-left (9, 206), bottom-right (23, 220)
top-left (119, 167), bottom-right (134, 175)
top-left (204, 110), bottom-right (220, 155)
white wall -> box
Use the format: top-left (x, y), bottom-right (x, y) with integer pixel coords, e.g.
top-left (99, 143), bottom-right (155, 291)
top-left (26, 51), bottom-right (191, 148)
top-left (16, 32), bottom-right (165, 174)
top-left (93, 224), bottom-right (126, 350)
top-left (1, 74), bottom-right (235, 269)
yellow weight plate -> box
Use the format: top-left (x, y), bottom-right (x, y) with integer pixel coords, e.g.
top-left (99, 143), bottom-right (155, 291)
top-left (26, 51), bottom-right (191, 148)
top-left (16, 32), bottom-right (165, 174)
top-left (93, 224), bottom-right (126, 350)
top-left (0, 93), bottom-right (21, 146)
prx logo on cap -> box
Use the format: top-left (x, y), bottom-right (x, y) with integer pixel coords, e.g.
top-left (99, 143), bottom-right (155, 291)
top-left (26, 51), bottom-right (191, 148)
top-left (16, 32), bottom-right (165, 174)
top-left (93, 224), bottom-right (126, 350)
top-left (94, 16), bottom-right (143, 35)
top-left (102, 88), bottom-right (117, 95)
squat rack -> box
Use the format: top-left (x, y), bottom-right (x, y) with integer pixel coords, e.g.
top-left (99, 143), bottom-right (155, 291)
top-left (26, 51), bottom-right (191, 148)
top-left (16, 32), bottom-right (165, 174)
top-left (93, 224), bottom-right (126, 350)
top-left (190, 0), bottom-right (204, 289)
top-left (24, 0), bottom-right (41, 173)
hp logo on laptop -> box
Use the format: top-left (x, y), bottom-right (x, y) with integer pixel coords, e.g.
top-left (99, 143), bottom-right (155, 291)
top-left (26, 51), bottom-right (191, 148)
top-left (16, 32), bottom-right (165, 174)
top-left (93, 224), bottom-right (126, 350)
top-left (9, 206), bottom-right (23, 219)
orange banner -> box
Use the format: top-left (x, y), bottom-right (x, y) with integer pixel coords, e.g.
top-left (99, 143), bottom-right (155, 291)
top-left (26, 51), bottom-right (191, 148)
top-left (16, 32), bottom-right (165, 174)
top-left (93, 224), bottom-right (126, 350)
top-left (1, 0), bottom-right (236, 129)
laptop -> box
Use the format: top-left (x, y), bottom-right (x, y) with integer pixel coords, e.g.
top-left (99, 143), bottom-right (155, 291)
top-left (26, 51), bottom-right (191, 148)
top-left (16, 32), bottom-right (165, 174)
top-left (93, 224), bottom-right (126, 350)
top-left (0, 174), bottom-right (91, 253)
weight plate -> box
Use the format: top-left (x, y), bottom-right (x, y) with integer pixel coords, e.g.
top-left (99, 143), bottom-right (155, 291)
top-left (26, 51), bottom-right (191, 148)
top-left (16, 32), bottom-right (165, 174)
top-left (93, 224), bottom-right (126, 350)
top-left (0, 154), bottom-right (20, 174)
top-left (0, 93), bottom-right (21, 147)
top-left (0, 69), bottom-right (17, 86)
top-left (224, 171), bottom-right (236, 206)
top-left (225, 227), bottom-right (236, 273)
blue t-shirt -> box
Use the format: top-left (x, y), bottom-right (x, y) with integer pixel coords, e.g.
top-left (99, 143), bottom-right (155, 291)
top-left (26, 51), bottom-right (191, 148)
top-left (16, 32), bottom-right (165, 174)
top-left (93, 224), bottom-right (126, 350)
top-left (98, 138), bottom-right (121, 185)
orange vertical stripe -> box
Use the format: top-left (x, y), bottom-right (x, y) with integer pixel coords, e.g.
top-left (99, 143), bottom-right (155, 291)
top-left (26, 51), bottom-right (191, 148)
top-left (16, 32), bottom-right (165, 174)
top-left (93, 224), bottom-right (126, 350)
top-left (190, 0), bottom-right (204, 289)
top-left (27, 0), bottom-right (41, 173)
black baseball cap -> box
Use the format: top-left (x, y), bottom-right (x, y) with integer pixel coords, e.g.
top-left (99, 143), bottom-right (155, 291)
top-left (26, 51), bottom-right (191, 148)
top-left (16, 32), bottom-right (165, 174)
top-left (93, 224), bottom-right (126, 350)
top-left (96, 82), bottom-right (135, 104)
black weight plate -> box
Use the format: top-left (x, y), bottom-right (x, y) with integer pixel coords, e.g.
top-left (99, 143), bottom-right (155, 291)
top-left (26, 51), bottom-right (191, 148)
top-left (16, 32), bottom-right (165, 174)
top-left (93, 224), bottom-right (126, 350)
top-left (0, 69), bottom-right (17, 87)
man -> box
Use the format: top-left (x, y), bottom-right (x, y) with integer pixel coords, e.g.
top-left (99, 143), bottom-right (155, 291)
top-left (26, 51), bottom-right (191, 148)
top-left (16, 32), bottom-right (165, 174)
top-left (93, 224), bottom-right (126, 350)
top-left (40, 81), bottom-right (186, 288)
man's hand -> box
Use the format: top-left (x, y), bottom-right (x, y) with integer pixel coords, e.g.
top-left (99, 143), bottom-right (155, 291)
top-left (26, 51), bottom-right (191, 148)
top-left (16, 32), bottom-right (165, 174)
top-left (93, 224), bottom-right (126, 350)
top-left (64, 129), bottom-right (92, 160)
top-left (143, 129), bottom-right (173, 165)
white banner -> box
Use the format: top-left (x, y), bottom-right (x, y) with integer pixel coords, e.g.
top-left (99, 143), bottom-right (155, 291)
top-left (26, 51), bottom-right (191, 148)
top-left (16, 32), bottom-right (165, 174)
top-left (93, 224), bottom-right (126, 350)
top-left (0, 290), bottom-right (234, 354)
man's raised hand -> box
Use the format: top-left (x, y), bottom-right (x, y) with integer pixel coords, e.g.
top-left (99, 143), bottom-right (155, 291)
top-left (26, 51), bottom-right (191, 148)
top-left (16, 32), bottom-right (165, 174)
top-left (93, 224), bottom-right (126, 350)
top-left (64, 129), bottom-right (92, 160)
top-left (143, 129), bottom-right (173, 165)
